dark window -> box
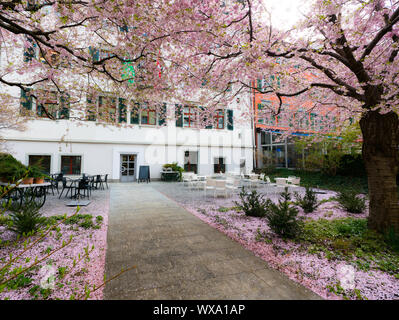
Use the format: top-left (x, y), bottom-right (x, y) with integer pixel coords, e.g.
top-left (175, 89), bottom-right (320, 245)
top-left (214, 157), bottom-right (226, 173)
top-left (28, 155), bottom-right (51, 174)
top-left (61, 156), bottom-right (81, 175)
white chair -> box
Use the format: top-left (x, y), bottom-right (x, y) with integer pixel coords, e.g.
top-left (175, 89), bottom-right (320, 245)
top-left (204, 178), bottom-right (216, 197)
top-left (275, 178), bottom-right (288, 186)
top-left (226, 178), bottom-right (240, 195)
top-left (214, 180), bottom-right (228, 198)
top-left (182, 172), bottom-right (194, 186)
top-left (250, 175), bottom-right (260, 188)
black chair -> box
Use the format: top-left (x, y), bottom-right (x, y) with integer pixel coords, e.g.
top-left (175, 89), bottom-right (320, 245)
top-left (45, 176), bottom-right (59, 195)
top-left (59, 178), bottom-right (75, 199)
top-left (74, 179), bottom-right (90, 199)
top-left (95, 175), bottom-right (104, 190)
top-left (104, 174), bottom-right (109, 189)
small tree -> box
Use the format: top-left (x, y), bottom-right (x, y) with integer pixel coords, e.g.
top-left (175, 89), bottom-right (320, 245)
top-left (264, 187), bottom-right (303, 239)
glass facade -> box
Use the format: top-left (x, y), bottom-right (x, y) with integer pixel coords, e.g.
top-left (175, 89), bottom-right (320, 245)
top-left (259, 131), bottom-right (303, 169)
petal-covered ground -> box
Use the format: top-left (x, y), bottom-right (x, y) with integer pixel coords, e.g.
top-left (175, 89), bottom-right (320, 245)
top-left (154, 182), bottom-right (399, 300)
top-left (0, 187), bottom-right (109, 300)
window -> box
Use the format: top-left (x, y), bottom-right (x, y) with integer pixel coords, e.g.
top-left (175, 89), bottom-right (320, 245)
top-left (36, 89), bottom-right (58, 118)
top-left (140, 104), bottom-right (157, 125)
top-left (35, 89), bottom-right (70, 119)
top-left (61, 156), bottom-right (81, 175)
top-left (215, 110), bottom-right (225, 129)
top-left (214, 157), bottom-right (226, 173)
top-left (28, 155), bottom-right (51, 174)
top-left (183, 106), bottom-right (197, 128)
top-left (98, 95), bottom-right (117, 122)
top-left (86, 93), bottom-right (97, 121)
top-left (184, 151), bottom-right (198, 173)
top-left (23, 36), bottom-right (37, 62)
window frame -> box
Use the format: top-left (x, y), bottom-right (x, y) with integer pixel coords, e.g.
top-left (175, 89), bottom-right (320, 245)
top-left (215, 110), bottom-right (225, 129)
top-left (60, 155), bottom-right (82, 175)
top-left (183, 106), bottom-right (198, 128)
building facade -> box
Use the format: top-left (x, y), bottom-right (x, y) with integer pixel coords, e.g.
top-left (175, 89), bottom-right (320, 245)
top-left (252, 78), bottom-right (337, 169)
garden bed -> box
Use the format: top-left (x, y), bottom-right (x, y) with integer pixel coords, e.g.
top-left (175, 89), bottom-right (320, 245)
top-left (0, 189), bottom-right (109, 300)
top-left (154, 183), bottom-right (399, 300)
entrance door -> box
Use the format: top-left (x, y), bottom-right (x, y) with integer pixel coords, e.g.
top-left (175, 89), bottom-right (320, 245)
top-left (120, 154), bottom-right (136, 182)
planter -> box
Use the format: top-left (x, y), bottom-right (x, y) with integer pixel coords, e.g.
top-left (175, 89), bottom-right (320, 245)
top-left (22, 177), bottom-right (34, 184)
top-left (34, 177), bottom-right (45, 184)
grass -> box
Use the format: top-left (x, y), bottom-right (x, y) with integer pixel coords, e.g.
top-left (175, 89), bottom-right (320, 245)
top-left (297, 218), bottom-right (399, 275)
top-left (266, 168), bottom-right (368, 194)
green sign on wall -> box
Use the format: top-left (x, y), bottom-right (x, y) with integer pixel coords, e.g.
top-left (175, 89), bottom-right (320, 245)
top-left (122, 60), bottom-right (135, 84)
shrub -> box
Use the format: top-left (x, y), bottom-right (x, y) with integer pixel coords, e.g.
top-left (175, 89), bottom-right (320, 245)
top-left (162, 162), bottom-right (184, 181)
top-left (294, 187), bottom-right (319, 213)
top-left (6, 197), bottom-right (46, 236)
top-left (234, 187), bottom-right (268, 217)
top-left (336, 190), bottom-right (366, 213)
top-left (0, 154), bottom-right (28, 183)
top-left (264, 187), bottom-right (303, 239)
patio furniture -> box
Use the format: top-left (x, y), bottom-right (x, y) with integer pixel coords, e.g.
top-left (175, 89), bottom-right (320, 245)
top-left (287, 176), bottom-right (300, 186)
top-left (265, 176), bottom-right (277, 186)
top-left (59, 178), bottom-right (76, 199)
top-left (204, 178), bottom-right (216, 197)
top-left (226, 178), bottom-right (240, 195)
top-left (214, 180), bottom-right (228, 198)
top-left (74, 179), bottom-right (91, 199)
top-left (249, 175), bottom-right (260, 188)
top-left (275, 178), bottom-right (288, 186)
top-left (0, 181), bottom-right (50, 210)
top-left (104, 174), bottom-right (109, 189)
top-left (182, 172), bottom-right (196, 186)
top-left (94, 175), bottom-right (105, 190)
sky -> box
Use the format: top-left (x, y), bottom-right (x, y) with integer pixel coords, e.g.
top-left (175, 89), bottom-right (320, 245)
top-left (262, 0), bottom-right (314, 30)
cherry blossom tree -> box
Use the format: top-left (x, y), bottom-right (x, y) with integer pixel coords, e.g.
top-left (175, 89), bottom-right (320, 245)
top-left (2, 0), bottom-right (399, 233)
top-left (158, 0), bottom-right (399, 233)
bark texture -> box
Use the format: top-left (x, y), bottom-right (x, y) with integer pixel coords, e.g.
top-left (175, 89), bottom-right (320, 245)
top-left (360, 110), bottom-right (399, 233)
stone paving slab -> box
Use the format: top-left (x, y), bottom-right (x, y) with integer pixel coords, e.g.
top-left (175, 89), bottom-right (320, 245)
top-left (103, 183), bottom-right (322, 300)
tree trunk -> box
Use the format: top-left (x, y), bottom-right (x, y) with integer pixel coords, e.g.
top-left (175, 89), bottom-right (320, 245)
top-left (360, 110), bottom-right (399, 233)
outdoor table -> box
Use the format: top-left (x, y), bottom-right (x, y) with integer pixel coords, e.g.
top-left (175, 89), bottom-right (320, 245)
top-left (0, 181), bottom-right (51, 210)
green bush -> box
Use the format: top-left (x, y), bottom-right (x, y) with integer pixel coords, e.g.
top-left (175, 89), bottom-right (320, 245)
top-left (0, 153), bottom-right (28, 183)
top-left (264, 187), bottom-right (303, 239)
top-left (336, 190), bottom-right (366, 213)
top-left (6, 197), bottom-right (46, 236)
top-left (294, 187), bottom-right (319, 213)
top-left (162, 162), bottom-right (184, 181)
top-left (234, 187), bottom-right (268, 217)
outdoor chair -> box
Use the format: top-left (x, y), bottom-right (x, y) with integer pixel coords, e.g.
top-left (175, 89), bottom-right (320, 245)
top-left (226, 178), bottom-right (240, 195)
top-left (94, 175), bottom-right (105, 190)
top-left (104, 174), bottom-right (109, 189)
top-left (289, 177), bottom-right (300, 186)
top-left (204, 178), bottom-right (216, 197)
top-left (265, 176), bottom-right (277, 186)
top-left (214, 180), bottom-right (228, 198)
top-left (250, 175), bottom-right (260, 188)
top-left (182, 172), bottom-right (195, 186)
top-left (74, 179), bottom-right (90, 199)
top-left (59, 178), bottom-right (75, 199)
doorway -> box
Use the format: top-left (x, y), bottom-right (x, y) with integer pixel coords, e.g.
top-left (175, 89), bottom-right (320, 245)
top-left (120, 154), bottom-right (136, 182)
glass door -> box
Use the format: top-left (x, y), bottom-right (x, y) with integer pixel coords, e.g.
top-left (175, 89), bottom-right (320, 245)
top-left (120, 154), bottom-right (136, 182)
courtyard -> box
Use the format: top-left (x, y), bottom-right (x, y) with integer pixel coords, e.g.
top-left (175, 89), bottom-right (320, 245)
top-left (1, 176), bottom-right (398, 300)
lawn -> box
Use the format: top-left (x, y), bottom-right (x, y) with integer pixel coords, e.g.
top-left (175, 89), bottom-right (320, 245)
top-left (266, 168), bottom-right (368, 194)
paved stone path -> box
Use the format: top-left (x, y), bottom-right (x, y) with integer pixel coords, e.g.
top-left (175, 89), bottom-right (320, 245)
top-left (103, 183), bottom-right (322, 300)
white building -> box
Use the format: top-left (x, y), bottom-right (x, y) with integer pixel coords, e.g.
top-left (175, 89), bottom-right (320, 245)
top-left (0, 8), bottom-right (255, 181)
top-left (1, 87), bottom-right (254, 181)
